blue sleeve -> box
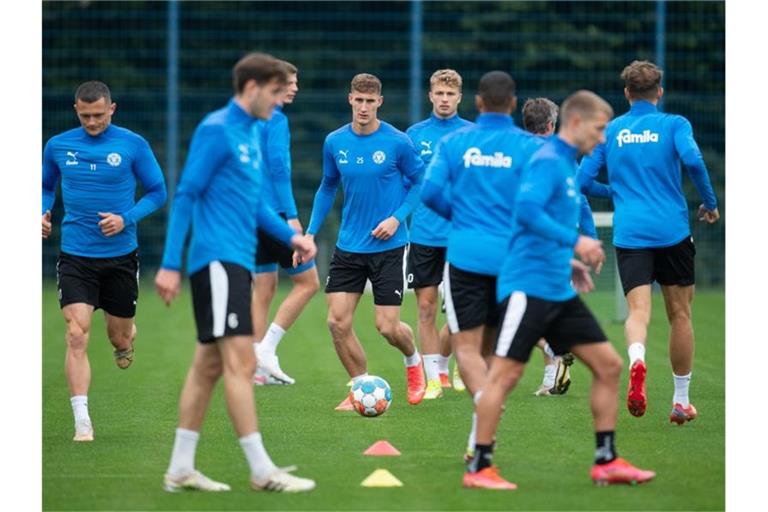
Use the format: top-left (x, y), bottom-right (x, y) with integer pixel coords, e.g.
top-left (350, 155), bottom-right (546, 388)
top-left (392, 137), bottom-right (425, 222)
top-left (517, 161), bottom-right (580, 247)
top-left (42, 140), bottom-right (60, 213)
top-left (673, 117), bottom-right (718, 210)
top-left (578, 143), bottom-right (612, 198)
top-left (265, 115), bottom-right (298, 218)
top-left (161, 124), bottom-right (228, 271)
top-left (421, 139), bottom-right (452, 219)
top-left (122, 137), bottom-right (167, 227)
top-left (257, 202), bottom-right (296, 246)
top-left (578, 194), bottom-right (598, 239)
top-left (307, 140), bottom-right (340, 235)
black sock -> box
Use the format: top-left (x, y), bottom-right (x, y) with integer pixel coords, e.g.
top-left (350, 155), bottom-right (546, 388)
top-left (469, 443), bottom-right (494, 473)
top-left (594, 431), bottom-right (617, 465)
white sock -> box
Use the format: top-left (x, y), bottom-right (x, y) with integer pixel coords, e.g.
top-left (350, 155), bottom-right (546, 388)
top-left (542, 364), bottom-right (557, 388)
top-left (673, 372), bottom-right (691, 407)
top-left (404, 350), bottom-right (421, 367)
top-left (70, 395), bottom-right (90, 424)
top-left (423, 354), bottom-right (441, 381)
top-left (351, 372), bottom-right (368, 383)
top-left (467, 392), bottom-right (483, 452)
top-left (239, 432), bottom-right (278, 480)
top-left (438, 355), bottom-right (450, 374)
top-left (542, 342), bottom-right (556, 359)
top-left (628, 342), bottom-right (646, 364)
top-left (261, 323), bottom-right (286, 355)
top-left (167, 428), bottom-right (200, 477)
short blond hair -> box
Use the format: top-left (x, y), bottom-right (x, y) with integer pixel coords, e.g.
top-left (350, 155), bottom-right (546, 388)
top-left (560, 90), bottom-right (614, 125)
top-left (430, 69), bottom-right (462, 91)
top-left (350, 73), bottom-right (382, 94)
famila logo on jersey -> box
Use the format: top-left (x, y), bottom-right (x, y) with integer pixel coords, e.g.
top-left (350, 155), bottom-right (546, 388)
top-left (616, 129), bottom-right (660, 148)
top-left (462, 147), bottom-right (512, 168)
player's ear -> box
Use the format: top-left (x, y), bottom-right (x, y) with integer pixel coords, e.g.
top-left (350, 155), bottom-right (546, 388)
top-left (510, 96), bottom-right (518, 113)
top-left (109, 102), bottom-right (117, 115)
top-left (658, 87), bottom-right (664, 100)
top-left (475, 94), bottom-right (482, 112)
top-left (348, 93), bottom-right (354, 106)
top-left (378, 95), bottom-right (383, 106)
top-left (624, 87), bottom-right (631, 102)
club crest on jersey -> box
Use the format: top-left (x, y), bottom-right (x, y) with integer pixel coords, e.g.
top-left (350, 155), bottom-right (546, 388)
top-left (616, 129), bottom-right (659, 148)
top-left (420, 141), bottom-right (433, 156)
top-left (338, 150), bottom-right (349, 164)
top-left (106, 152), bottom-right (122, 167)
top-left (462, 147), bottom-right (512, 168)
top-left (372, 150), bottom-right (386, 164)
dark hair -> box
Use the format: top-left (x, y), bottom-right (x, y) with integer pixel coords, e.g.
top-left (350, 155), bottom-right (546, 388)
top-left (232, 52), bottom-right (288, 94)
top-left (522, 98), bottom-right (559, 135)
top-left (350, 73), bottom-right (382, 94)
top-left (477, 71), bottom-right (516, 112)
top-left (560, 90), bottom-right (614, 125)
top-left (74, 81), bottom-right (111, 104)
top-left (621, 60), bottom-right (663, 100)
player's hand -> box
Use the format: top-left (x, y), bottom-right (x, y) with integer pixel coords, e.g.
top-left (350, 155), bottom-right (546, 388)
top-left (593, 245), bottom-right (605, 275)
top-left (697, 204), bottom-right (720, 224)
top-left (42, 210), bottom-right (52, 239)
top-left (287, 218), bottom-right (303, 234)
top-left (155, 268), bottom-right (181, 306)
top-left (574, 235), bottom-right (605, 269)
top-left (371, 216), bottom-right (400, 240)
top-left (290, 234), bottom-right (317, 266)
top-left (98, 212), bottom-right (125, 236)
top-left (570, 258), bottom-right (595, 294)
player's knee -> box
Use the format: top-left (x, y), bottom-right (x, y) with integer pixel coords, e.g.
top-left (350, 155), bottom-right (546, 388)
top-left (375, 319), bottom-right (399, 340)
top-left (601, 353), bottom-right (623, 382)
top-left (301, 273), bottom-right (321, 295)
top-left (107, 325), bottom-right (133, 348)
top-left (327, 315), bottom-right (352, 338)
top-left (196, 358), bottom-right (223, 381)
top-left (667, 304), bottom-right (692, 324)
top-left (65, 321), bottom-right (90, 351)
top-left (417, 301), bottom-right (437, 325)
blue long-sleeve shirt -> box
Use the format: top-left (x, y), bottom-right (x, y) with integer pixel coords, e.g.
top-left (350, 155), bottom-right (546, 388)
top-left (406, 113), bottom-right (473, 247)
top-left (161, 99), bottom-right (295, 274)
top-left (578, 100), bottom-right (718, 249)
top-left (42, 124), bottom-right (167, 258)
top-left (498, 136), bottom-right (583, 303)
top-left (257, 106), bottom-right (298, 219)
top-left (421, 113), bottom-right (541, 276)
top-left (307, 121), bottom-right (424, 253)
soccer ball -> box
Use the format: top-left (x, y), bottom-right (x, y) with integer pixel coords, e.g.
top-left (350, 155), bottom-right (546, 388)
top-left (350, 375), bottom-right (392, 417)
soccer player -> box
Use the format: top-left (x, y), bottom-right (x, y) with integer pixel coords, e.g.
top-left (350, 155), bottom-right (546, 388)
top-left (405, 69), bottom-right (473, 399)
top-left (251, 61), bottom-right (321, 386)
top-left (421, 71), bottom-right (540, 459)
top-left (306, 73), bottom-right (427, 408)
top-left (521, 97), bottom-right (603, 397)
top-left (464, 90), bottom-right (655, 490)
top-left (42, 80), bottom-right (167, 442)
top-left (155, 52), bottom-right (317, 493)
top-left (578, 61), bottom-right (719, 423)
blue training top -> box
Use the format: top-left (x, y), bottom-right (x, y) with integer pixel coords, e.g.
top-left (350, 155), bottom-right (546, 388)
top-left (307, 121), bottom-right (425, 253)
top-left (578, 100), bottom-right (718, 249)
top-left (498, 136), bottom-right (583, 303)
top-left (257, 106), bottom-right (298, 219)
top-left (161, 99), bottom-right (295, 274)
top-left (42, 124), bottom-right (167, 258)
top-left (406, 113), bottom-right (473, 247)
top-left (421, 112), bottom-right (541, 276)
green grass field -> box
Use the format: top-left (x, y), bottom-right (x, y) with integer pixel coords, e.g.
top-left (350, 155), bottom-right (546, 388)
top-left (42, 283), bottom-right (724, 511)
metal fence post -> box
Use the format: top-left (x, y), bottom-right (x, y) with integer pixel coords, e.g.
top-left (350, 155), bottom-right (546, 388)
top-left (166, 0), bottom-right (179, 206)
top-left (409, 0), bottom-right (423, 125)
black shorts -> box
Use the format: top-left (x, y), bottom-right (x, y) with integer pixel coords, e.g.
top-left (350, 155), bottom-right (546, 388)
top-left (443, 264), bottom-right (499, 334)
top-left (56, 250), bottom-right (139, 318)
top-left (616, 236), bottom-right (696, 295)
top-left (255, 213), bottom-right (293, 270)
top-left (495, 292), bottom-right (607, 363)
top-left (325, 246), bottom-right (405, 306)
top-left (189, 261), bottom-right (253, 343)
top-left (406, 243), bottom-right (446, 289)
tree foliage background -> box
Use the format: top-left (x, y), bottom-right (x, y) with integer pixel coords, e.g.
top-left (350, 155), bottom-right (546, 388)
top-left (42, 1), bottom-right (724, 285)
